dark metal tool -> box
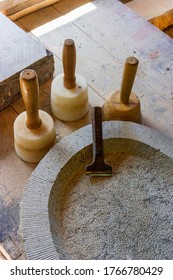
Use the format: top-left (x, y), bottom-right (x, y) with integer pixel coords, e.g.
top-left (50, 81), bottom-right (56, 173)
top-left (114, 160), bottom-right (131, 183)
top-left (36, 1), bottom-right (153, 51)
top-left (85, 106), bottom-right (112, 176)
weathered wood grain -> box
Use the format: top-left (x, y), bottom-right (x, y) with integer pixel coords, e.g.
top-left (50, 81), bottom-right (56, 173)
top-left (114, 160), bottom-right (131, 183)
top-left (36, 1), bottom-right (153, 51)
top-left (1, 0), bottom-right (43, 14)
top-left (126, 0), bottom-right (173, 20)
top-left (17, 5), bottom-right (61, 31)
top-left (149, 9), bottom-right (173, 30)
top-left (0, 244), bottom-right (12, 260)
top-left (53, 0), bottom-right (92, 14)
top-left (0, 13), bottom-right (54, 111)
top-left (0, 106), bottom-right (36, 246)
top-left (0, 0), bottom-right (24, 12)
top-left (8, 0), bottom-right (62, 21)
top-left (1, 236), bottom-right (21, 259)
top-left (0, 0), bottom-right (61, 16)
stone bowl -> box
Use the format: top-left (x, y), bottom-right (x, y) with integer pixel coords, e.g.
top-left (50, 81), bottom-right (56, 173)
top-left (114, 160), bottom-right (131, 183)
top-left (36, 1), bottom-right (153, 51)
top-left (21, 121), bottom-right (173, 259)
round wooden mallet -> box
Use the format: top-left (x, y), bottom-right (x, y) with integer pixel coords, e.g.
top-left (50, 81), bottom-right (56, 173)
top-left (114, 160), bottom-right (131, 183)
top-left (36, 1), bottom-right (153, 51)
top-left (51, 39), bottom-right (89, 121)
top-left (102, 57), bottom-right (141, 123)
top-left (14, 69), bottom-right (56, 163)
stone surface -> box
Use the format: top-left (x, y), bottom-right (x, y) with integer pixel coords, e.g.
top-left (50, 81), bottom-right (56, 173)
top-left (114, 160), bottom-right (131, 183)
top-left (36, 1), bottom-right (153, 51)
top-left (21, 121), bottom-right (173, 260)
top-left (53, 140), bottom-right (173, 259)
top-left (0, 13), bottom-right (54, 111)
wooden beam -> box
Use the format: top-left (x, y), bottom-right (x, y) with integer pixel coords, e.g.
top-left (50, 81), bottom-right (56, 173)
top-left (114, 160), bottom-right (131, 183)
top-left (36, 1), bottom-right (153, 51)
top-left (3, 0), bottom-right (45, 15)
top-left (149, 9), bottom-right (173, 30)
top-left (0, 244), bottom-right (12, 260)
top-left (126, 0), bottom-right (173, 20)
top-left (6, 0), bottom-right (61, 21)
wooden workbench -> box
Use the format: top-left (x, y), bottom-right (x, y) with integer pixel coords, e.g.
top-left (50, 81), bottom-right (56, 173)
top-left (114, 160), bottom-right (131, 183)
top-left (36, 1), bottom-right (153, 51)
top-left (0, 0), bottom-right (173, 259)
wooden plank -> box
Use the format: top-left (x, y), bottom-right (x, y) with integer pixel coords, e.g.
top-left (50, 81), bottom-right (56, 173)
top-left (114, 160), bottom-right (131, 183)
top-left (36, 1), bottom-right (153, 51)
top-left (1, 236), bottom-right (21, 260)
top-left (0, 106), bottom-right (36, 196)
top-left (14, 20), bottom-right (28, 32)
top-left (18, 5), bottom-right (61, 31)
top-left (53, 0), bottom-right (92, 14)
top-left (0, 106), bottom-right (36, 244)
top-left (8, 0), bottom-right (62, 21)
top-left (126, 0), bottom-right (173, 30)
top-left (149, 9), bottom-right (173, 30)
top-left (120, 0), bottom-right (131, 3)
top-left (1, 0), bottom-right (43, 14)
top-left (126, 0), bottom-right (173, 20)
top-left (0, 0), bottom-right (23, 12)
top-left (1, 0), bottom-right (61, 16)
top-left (0, 244), bottom-right (12, 260)
top-left (0, 13), bottom-right (54, 111)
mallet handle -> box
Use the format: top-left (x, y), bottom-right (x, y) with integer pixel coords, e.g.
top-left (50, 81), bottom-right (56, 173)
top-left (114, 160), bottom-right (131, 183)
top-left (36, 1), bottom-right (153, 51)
top-left (63, 39), bottom-right (76, 89)
top-left (120, 57), bottom-right (138, 104)
top-left (20, 69), bottom-right (42, 130)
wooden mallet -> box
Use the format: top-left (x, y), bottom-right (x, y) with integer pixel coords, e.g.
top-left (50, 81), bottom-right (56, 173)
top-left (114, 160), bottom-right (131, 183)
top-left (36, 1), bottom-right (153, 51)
top-left (51, 39), bottom-right (89, 121)
top-left (14, 69), bottom-right (56, 163)
top-left (102, 57), bottom-right (141, 123)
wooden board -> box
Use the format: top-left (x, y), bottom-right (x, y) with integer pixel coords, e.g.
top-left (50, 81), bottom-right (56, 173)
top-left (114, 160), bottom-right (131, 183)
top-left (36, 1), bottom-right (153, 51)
top-left (0, 0), bottom-right (61, 16)
top-left (0, 105), bottom-right (36, 248)
top-left (17, 5), bottom-right (62, 31)
top-left (126, 0), bottom-right (173, 20)
top-left (8, 0), bottom-right (62, 21)
top-left (149, 8), bottom-right (173, 30)
top-left (1, 0), bottom-right (44, 14)
top-left (1, 236), bottom-right (21, 259)
top-left (0, 0), bottom-right (23, 11)
top-left (0, 244), bottom-right (12, 260)
top-left (0, 13), bottom-right (54, 111)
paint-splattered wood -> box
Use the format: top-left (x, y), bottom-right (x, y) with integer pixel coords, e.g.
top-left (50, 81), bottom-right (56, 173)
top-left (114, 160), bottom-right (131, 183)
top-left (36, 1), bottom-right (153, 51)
top-left (0, 13), bottom-right (54, 111)
top-left (1, 236), bottom-right (21, 259)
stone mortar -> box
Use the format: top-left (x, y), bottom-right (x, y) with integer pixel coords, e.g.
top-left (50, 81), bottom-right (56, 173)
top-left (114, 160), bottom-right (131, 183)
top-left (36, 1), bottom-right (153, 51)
top-left (21, 121), bottom-right (173, 259)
